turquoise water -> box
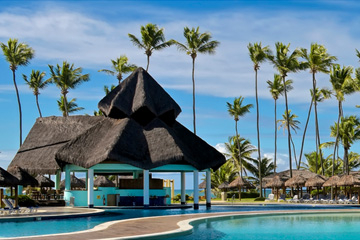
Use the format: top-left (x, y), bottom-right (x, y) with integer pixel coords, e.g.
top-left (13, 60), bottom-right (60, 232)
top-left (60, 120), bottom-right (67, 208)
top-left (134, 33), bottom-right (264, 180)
top-left (169, 213), bottom-right (360, 240)
top-left (0, 205), bottom-right (358, 238)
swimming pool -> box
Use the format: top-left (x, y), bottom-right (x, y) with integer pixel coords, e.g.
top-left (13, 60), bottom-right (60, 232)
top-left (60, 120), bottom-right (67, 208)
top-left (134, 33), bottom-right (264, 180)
top-left (0, 204), bottom-right (359, 238)
top-left (168, 212), bottom-right (360, 240)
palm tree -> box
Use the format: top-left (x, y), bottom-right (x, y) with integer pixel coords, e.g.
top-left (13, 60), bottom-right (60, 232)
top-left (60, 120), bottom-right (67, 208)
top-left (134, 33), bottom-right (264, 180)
top-left (268, 42), bottom-right (303, 178)
top-left (299, 88), bottom-right (332, 174)
top-left (57, 96), bottom-right (84, 117)
top-left (226, 97), bottom-right (253, 178)
top-left (300, 43), bottom-right (337, 176)
top-left (329, 65), bottom-right (358, 175)
top-left (248, 42), bottom-right (272, 197)
top-left (98, 55), bottom-right (137, 85)
top-left (330, 115), bottom-right (360, 175)
top-left (1, 39), bottom-right (34, 146)
top-left (22, 70), bottom-right (50, 117)
top-left (267, 74), bottom-right (293, 172)
top-left (128, 23), bottom-right (173, 71)
top-left (48, 61), bottom-right (90, 117)
top-left (278, 110), bottom-right (301, 169)
top-left (211, 160), bottom-right (237, 197)
top-left (173, 27), bottom-right (219, 135)
top-left (224, 136), bottom-right (257, 177)
top-left (247, 157), bottom-right (275, 185)
top-left (301, 151), bottom-right (333, 176)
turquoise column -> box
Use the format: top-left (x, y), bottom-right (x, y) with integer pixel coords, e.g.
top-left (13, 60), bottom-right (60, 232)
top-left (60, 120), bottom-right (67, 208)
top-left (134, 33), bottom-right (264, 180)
top-left (193, 170), bottom-right (199, 209)
top-left (55, 170), bottom-right (61, 190)
top-left (181, 172), bottom-right (186, 205)
top-left (65, 167), bottom-right (71, 191)
top-left (143, 170), bottom-right (149, 208)
top-left (206, 170), bottom-right (211, 209)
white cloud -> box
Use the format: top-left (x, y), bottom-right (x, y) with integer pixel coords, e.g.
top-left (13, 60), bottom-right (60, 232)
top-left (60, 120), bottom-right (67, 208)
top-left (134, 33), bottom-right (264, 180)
top-left (214, 143), bottom-right (228, 155)
top-left (263, 152), bottom-right (289, 172)
top-left (0, 150), bottom-right (16, 169)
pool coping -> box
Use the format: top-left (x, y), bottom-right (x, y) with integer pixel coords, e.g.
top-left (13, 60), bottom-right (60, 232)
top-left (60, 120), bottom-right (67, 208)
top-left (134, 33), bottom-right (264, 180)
top-left (3, 206), bottom-right (360, 240)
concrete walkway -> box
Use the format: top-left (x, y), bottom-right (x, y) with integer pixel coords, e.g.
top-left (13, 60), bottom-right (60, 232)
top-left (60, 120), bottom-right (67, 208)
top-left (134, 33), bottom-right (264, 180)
top-left (3, 207), bottom-right (360, 240)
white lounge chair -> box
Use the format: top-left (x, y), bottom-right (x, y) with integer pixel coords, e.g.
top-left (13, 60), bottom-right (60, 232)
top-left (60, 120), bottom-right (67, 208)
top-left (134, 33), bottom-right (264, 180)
top-left (265, 193), bottom-right (275, 202)
top-left (287, 195), bottom-right (300, 203)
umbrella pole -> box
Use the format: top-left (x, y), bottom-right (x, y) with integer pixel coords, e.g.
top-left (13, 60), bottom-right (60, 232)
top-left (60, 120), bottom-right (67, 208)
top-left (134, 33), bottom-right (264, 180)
top-left (0, 188), bottom-right (3, 208)
top-left (15, 185), bottom-right (19, 208)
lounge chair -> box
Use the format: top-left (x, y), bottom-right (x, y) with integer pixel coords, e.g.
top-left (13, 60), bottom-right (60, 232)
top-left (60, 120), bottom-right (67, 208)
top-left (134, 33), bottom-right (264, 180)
top-left (278, 194), bottom-right (286, 202)
top-left (7, 198), bottom-right (37, 213)
top-left (287, 195), bottom-right (300, 203)
top-left (345, 196), bottom-right (357, 204)
top-left (265, 193), bottom-right (275, 202)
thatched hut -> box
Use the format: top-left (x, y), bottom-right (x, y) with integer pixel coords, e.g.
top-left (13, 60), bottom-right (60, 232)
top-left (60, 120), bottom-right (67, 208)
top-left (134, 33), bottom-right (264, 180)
top-left (8, 166), bottom-right (38, 187)
top-left (8, 68), bottom-right (225, 209)
top-left (285, 175), bottom-right (306, 198)
top-left (60, 175), bottom-right (85, 190)
top-left (35, 175), bottom-right (55, 188)
top-left (265, 176), bottom-right (285, 200)
top-left (305, 174), bottom-right (326, 199)
top-left (94, 176), bottom-right (115, 187)
top-left (218, 181), bottom-right (230, 190)
top-left (229, 177), bottom-right (253, 200)
top-left (0, 167), bottom-right (20, 208)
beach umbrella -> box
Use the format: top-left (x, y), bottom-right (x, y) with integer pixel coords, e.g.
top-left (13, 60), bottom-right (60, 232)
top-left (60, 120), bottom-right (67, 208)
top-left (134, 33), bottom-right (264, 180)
top-left (229, 177), bottom-right (253, 201)
top-left (94, 176), bottom-right (115, 187)
top-left (285, 175), bottom-right (306, 198)
top-left (60, 175), bottom-right (86, 190)
top-left (8, 165), bottom-right (38, 187)
top-left (35, 174), bottom-right (55, 188)
top-left (265, 176), bottom-right (285, 200)
top-left (305, 174), bottom-right (326, 199)
top-left (218, 181), bottom-right (230, 190)
top-left (323, 175), bottom-right (341, 200)
top-left (337, 175), bottom-right (360, 201)
top-left (0, 167), bottom-right (20, 208)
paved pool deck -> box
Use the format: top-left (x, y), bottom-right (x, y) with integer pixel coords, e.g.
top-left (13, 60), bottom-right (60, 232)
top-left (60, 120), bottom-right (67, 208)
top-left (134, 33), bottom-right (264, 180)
top-left (2, 203), bottom-right (360, 240)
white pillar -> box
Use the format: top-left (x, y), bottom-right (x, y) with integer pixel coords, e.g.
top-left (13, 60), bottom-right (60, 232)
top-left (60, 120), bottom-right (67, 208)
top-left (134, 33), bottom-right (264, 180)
top-left (193, 170), bottom-right (199, 209)
top-left (55, 170), bottom-right (61, 190)
top-left (181, 172), bottom-right (186, 205)
top-left (65, 168), bottom-right (71, 191)
top-left (87, 169), bottom-right (94, 208)
top-left (206, 170), bottom-right (211, 209)
top-left (143, 170), bottom-right (149, 208)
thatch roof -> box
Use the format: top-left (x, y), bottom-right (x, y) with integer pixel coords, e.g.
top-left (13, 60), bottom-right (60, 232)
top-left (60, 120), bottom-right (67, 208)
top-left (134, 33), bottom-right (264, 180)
top-left (337, 174), bottom-right (360, 186)
top-left (285, 175), bottom-right (306, 187)
top-left (98, 67), bottom-right (181, 126)
top-left (60, 175), bottom-right (86, 189)
top-left (8, 116), bottom-right (104, 175)
top-left (265, 176), bottom-right (285, 188)
top-left (8, 166), bottom-right (38, 187)
top-left (229, 177), bottom-right (252, 188)
top-left (94, 176), bottom-right (115, 187)
top-left (55, 118), bottom-right (225, 171)
top-left (305, 174), bottom-right (326, 187)
top-left (218, 181), bottom-right (230, 189)
top-left (198, 180), bottom-right (214, 189)
top-left (0, 167), bottom-right (19, 187)
top-left (263, 169), bottom-right (318, 182)
top-left (35, 175), bottom-right (55, 188)
top-left (322, 175), bottom-right (341, 187)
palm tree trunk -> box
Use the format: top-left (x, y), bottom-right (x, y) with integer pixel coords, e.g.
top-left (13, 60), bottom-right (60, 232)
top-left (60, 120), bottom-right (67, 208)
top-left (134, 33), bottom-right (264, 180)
top-left (333, 100), bottom-right (342, 175)
top-left (274, 99), bottom-right (277, 173)
top-left (344, 147), bottom-right (349, 175)
top-left (146, 54), bottom-right (150, 72)
top-left (235, 121), bottom-right (242, 179)
top-left (192, 56), bottom-right (196, 135)
top-left (290, 136), bottom-right (298, 169)
top-left (315, 111), bottom-right (325, 176)
top-left (35, 94), bottom-right (42, 118)
top-left (299, 99), bottom-right (313, 167)
top-left (12, 69), bottom-right (22, 146)
top-left (255, 69), bottom-right (263, 198)
top-left (312, 73), bottom-right (323, 175)
top-left (63, 93), bottom-right (69, 117)
top-left (282, 75), bottom-right (292, 178)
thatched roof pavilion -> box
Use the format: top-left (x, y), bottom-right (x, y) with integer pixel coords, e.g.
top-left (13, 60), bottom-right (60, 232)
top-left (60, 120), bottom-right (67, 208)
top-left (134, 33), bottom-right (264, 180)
top-left (229, 177), bottom-right (252, 188)
top-left (218, 181), bottom-right (230, 190)
top-left (265, 176), bottom-right (285, 188)
top-left (8, 166), bottom-right (38, 187)
top-left (8, 67), bottom-right (225, 208)
top-left (94, 176), bottom-right (115, 187)
top-left (337, 175), bottom-right (360, 186)
top-left (60, 175), bottom-right (85, 189)
top-left (35, 175), bottom-right (55, 188)
top-left (263, 169), bottom-right (318, 183)
top-left (323, 175), bottom-right (341, 187)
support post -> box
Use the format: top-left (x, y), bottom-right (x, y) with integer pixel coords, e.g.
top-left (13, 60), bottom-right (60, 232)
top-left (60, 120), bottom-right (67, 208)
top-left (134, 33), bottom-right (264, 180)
top-left (206, 170), bottom-right (211, 209)
top-left (87, 169), bottom-right (94, 208)
top-left (0, 188), bottom-right (3, 208)
top-left (65, 168), bottom-right (71, 191)
top-left (85, 171), bottom-right (88, 190)
top-left (181, 172), bottom-right (186, 205)
top-left (17, 185), bottom-right (23, 195)
top-left (193, 170), bottom-right (199, 209)
top-left (143, 170), bottom-right (149, 208)
top-left (55, 170), bottom-right (61, 190)
top-left (14, 185), bottom-right (19, 208)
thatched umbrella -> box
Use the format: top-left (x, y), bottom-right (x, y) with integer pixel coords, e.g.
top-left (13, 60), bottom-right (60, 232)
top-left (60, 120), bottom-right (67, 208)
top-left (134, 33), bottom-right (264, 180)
top-left (0, 167), bottom-right (20, 208)
top-left (323, 175), bottom-right (340, 200)
top-left (305, 174), bottom-right (326, 199)
top-left (338, 174), bottom-right (360, 201)
top-left (265, 176), bottom-right (285, 200)
top-left (8, 165), bottom-right (38, 187)
top-left (285, 175), bottom-right (306, 198)
top-left (60, 175), bottom-right (86, 190)
top-left (218, 181), bottom-right (230, 190)
top-left (229, 177), bottom-right (252, 201)
top-left (94, 176), bottom-right (115, 187)
top-left (35, 174), bottom-right (55, 188)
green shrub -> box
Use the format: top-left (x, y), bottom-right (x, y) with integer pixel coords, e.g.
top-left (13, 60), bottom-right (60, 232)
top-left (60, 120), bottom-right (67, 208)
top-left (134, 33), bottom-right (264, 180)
top-left (6, 195), bottom-right (37, 207)
top-left (227, 191), bottom-right (260, 199)
top-left (254, 197), bottom-right (266, 201)
top-left (310, 189), bottom-right (325, 196)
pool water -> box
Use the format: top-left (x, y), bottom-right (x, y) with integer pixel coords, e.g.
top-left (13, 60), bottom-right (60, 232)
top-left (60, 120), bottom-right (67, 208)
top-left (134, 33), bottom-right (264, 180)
top-left (169, 213), bottom-right (360, 240)
top-left (0, 205), bottom-right (359, 238)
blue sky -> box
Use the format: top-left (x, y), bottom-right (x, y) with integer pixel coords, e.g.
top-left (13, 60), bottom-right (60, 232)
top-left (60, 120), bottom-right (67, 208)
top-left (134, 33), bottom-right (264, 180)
top-left (1, 0), bottom-right (360, 188)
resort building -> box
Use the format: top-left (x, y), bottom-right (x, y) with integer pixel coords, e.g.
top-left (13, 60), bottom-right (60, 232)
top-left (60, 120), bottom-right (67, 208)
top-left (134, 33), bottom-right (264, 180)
top-left (8, 68), bottom-right (225, 209)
